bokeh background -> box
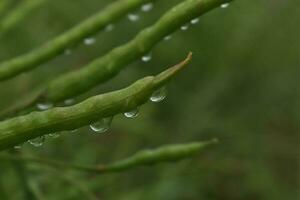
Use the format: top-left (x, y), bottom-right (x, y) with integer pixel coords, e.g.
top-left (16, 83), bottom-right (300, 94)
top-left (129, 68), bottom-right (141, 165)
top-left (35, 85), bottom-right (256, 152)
top-left (0, 0), bottom-right (299, 199)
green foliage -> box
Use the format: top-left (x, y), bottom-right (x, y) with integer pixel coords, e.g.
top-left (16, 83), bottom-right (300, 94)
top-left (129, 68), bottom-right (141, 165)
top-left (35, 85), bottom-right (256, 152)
top-left (0, 0), bottom-right (298, 199)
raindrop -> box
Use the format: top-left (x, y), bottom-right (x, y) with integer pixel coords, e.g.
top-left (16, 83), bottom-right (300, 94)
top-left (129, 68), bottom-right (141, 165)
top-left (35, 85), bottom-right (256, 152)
top-left (220, 3), bottom-right (230, 8)
top-left (181, 24), bottom-right (189, 31)
top-left (90, 117), bottom-right (113, 133)
top-left (64, 49), bottom-right (72, 55)
top-left (104, 24), bottom-right (115, 32)
top-left (37, 102), bottom-right (53, 111)
top-left (124, 107), bottom-right (139, 118)
top-left (141, 53), bottom-right (152, 62)
top-left (127, 13), bottom-right (140, 22)
top-left (191, 18), bottom-right (199, 24)
top-left (64, 99), bottom-right (75, 106)
top-left (47, 133), bottom-right (60, 138)
top-left (141, 3), bottom-right (154, 12)
top-left (29, 136), bottom-right (45, 147)
top-left (150, 87), bottom-right (167, 102)
top-left (84, 37), bottom-right (96, 45)
top-left (164, 35), bottom-right (172, 41)
top-left (14, 144), bottom-right (22, 149)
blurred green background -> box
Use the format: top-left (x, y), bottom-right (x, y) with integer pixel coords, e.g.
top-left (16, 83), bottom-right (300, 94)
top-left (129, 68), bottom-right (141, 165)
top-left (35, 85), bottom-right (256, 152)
top-left (0, 0), bottom-right (299, 199)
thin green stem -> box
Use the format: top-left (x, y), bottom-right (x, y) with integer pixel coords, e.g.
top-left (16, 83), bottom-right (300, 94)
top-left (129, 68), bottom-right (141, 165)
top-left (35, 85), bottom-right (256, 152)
top-left (0, 53), bottom-right (192, 150)
top-left (0, 0), bottom-right (155, 80)
top-left (0, 0), bottom-right (46, 36)
top-left (0, 0), bottom-right (234, 119)
top-left (0, 139), bottom-right (218, 174)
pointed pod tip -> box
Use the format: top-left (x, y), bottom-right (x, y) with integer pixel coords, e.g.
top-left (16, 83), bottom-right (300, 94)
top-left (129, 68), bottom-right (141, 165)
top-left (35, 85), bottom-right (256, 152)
top-left (153, 52), bottom-right (193, 87)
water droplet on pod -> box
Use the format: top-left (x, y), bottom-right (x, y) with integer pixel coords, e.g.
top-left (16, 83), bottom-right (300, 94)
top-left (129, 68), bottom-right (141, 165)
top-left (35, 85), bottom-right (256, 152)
top-left (220, 3), bottom-right (230, 8)
top-left (181, 24), bottom-right (189, 31)
top-left (141, 53), bottom-right (152, 62)
top-left (64, 99), bottom-right (75, 106)
top-left (14, 144), bottom-right (22, 149)
top-left (164, 35), bottom-right (172, 41)
top-left (191, 18), bottom-right (199, 24)
top-left (64, 49), bottom-right (72, 55)
top-left (127, 13), bottom-right (140, 22)
top-left (150, 87), bottom-right (167, 102)
top-left (90, 117), bottom-right (113, 133)
top-left (37, 102), bottom-right (53, 111)
top-left (84, 37), bottom-right (96, 45)
top-left (47, 133), bottom-right (60, 138)
top-left (29, 136), bottom-right (45, 147)
top-left (141, 3), bottom-right (154, 12)
top-left (104, 24), bottom-right (115, 32)
top-left (124, 107), bottom-right (139, 118)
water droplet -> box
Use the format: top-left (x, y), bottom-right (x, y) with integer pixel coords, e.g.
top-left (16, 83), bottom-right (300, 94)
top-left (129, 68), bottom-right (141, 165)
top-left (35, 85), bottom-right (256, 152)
top-left (14, 144), bottom-right (22, 149)
top-left (90, 117), bottom-right (113, 133)
top-left (84, 37), bottom-right (96, 45)
top-left (64, 99), bottom-right (75, 106)
top-left (29, 136), bottom-right (45, 147)
top-left (47, 133), bottom-right (60, 138)
top-left (124, 107), bottom-right (139, 118)
top-left (64, 49), bottom-right (72, 55)
top-left (164, 35), bottom-right (172, 41)
top-left (191, 18), bottom-right (199, 24)
top-left (104, 24), bottom-right (114, 32)
top-left (141, 3), bottom-right (154, 12)
top-left (37, 102), bottom-right (53, 111)
top-left (220, 3), bottom-right (229, 8)
top-left (150, 87), bottom-right (167, 102)
top-left (181, 25), bottom-right (189, 31)
top-left (141, 53), bottom-right (152, 62)
top-left (127, 13), bottom-right (140, 22)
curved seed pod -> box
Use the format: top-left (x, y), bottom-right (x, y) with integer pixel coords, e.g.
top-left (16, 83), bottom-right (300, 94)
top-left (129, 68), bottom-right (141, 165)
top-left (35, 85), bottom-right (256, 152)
top-left (0, 0), bottom-right (46, 36)
top-left (0, 138), bottom-right (218, 174)
top-left (0, 0), bottom-right (156, 80)
top-left (0, 53), bottom-right (192, 151)
top-left (45, 0), bottom-right (233, 102)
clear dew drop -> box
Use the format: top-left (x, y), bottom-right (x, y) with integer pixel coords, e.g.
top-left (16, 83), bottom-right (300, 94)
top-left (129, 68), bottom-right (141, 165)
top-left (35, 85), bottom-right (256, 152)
top-left (14, 144), bottom-right (22, 149)
top-left (141, 3), bottom-right (154, 12)
top-left (84, 37), bottom-right (96, 45)
top-left (220, 3), bottom-right (230, 8)
top-left (37, 102), bottom-right (53, 111)
top-left (90, 117), bottom-right (113, 133)
top-left (124, 107), bottom-right (139, 118)
top-left (104, 24), bottom-right (115, 32)
top-left (150, 87), bottom-right (167, 102)
top-left (191, 18), bottom-right (199, 24)
top-left (64, 49), bottom-right (72, 55)
top-left (47, 133), bottom-right (60, 138)
top-left (127, 13), bottom-right (140, 22)
top-left (164, 35), bottom-right (172, 41)
top-left (141, 53), bottom-right (152, 62)
top-left (181, 24), bottom-right (189, 31)
top-left (29, 136), bottom-right (45, 147)
top-left (64, 99), bottom-right (75, 106)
